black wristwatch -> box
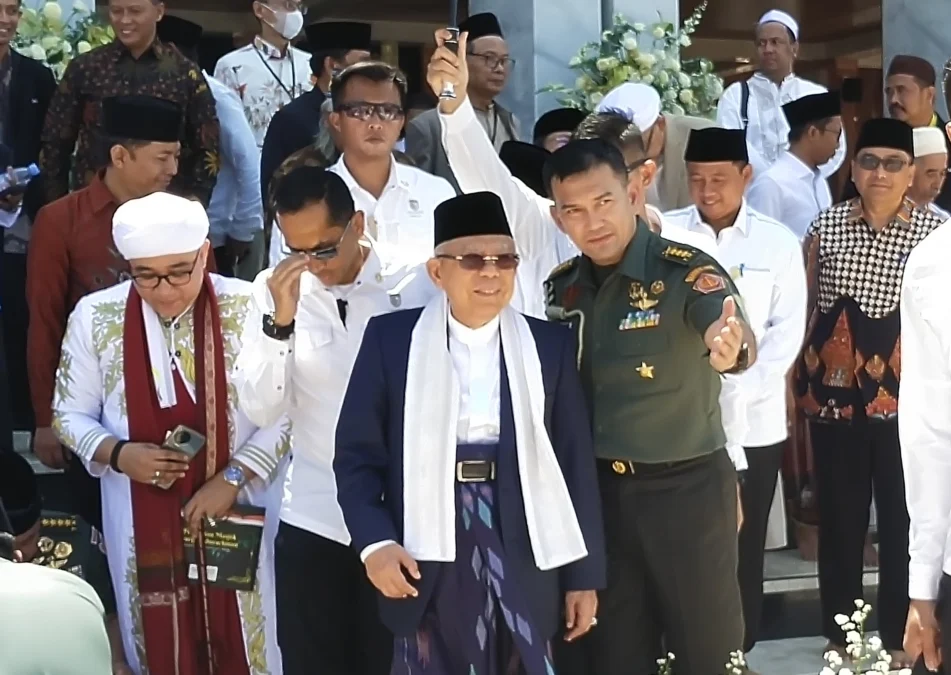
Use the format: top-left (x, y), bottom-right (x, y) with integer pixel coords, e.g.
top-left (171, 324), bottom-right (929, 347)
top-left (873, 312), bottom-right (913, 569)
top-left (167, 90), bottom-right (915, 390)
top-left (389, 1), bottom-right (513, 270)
top-left (263, 314), bottom-right (295, 341)
top-left (724, 342), bottom-right (751, 375)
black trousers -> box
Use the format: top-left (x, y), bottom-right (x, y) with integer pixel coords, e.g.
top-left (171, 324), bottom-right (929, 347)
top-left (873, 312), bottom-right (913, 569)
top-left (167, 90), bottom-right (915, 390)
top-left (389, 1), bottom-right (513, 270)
top-left (579, 450), bottom-right (743, 675)
top-left (0, 251), bottom-right (31, 431)
top-left (737, 441), bottom-right (785, 652)
top-left (0, 311), bottom-right (14, 455)
top-left (213, 246), bottom-right (237, 278)
top-left (812, 420), bottom-right (909, 650)
top-left (274, 521), bottom-right (392, 675)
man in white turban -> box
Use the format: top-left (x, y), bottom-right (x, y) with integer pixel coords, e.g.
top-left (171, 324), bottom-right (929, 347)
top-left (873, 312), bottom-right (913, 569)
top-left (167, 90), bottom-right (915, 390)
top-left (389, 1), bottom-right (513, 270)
top-left (50, 192), bottom-right (289, 675)
top-left (910, 126), bottom-right (950, 220)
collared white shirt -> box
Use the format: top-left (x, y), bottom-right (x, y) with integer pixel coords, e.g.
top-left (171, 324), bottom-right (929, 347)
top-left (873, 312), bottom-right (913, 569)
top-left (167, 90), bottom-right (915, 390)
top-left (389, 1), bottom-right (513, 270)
top-left (717, 72), bottom-right (847, 179)
top-left (268, 154), bottom-right (456, 270)
top-left (449, 313), bottom-right (502, 443)
top-left (663, 201), bottom-right (808, 447)
top-left (213, 36), bottom-right (313, 147)
top-left (900, 219), bottom-right (951, 600)
top-left (205, 72), bottom-right (264, 247)
top-left (928, 202), bottom-right (951, 221)
top-left (747, 150), bottom-right (832, 240)
top-left (234, 248), bottom-right (438, 544)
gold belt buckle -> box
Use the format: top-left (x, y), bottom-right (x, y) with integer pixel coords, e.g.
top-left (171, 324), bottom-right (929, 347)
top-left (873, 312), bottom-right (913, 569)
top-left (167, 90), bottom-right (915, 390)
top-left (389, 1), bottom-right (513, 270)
top-left (611, 460), bottom-right (634, 475)
top-left (456, 460), bottom-right (496, 482)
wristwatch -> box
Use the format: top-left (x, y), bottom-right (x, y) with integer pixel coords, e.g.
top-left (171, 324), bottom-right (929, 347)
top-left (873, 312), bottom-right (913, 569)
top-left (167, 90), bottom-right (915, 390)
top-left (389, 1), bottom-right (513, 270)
top-left (263, 313), bottom-right (295, 341)
top-left (222, 463), bottom-right (246, 489)
top-left (725, 342), bottom-right (751, 375)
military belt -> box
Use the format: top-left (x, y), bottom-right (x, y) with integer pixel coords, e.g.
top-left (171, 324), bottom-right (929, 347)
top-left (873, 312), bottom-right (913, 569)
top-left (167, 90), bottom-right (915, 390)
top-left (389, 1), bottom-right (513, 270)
top-left (597, 455), bottom-right (710, 478)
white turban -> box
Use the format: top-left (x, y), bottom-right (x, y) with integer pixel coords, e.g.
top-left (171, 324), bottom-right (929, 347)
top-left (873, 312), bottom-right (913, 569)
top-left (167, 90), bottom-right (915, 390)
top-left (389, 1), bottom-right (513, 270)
top-left (913, 127), bottom-right (948, 158)
top-left (112, 192), bottom-right (209, 261)
top-left (758, 10), bottom-right (799, 41)
top-left (595, 83), bottom-right (662, 132)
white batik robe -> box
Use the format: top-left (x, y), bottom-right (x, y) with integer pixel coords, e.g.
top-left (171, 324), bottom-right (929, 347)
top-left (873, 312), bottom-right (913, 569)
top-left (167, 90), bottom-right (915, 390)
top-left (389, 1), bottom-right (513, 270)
top-left (51, 274), bottom-right (290, 675)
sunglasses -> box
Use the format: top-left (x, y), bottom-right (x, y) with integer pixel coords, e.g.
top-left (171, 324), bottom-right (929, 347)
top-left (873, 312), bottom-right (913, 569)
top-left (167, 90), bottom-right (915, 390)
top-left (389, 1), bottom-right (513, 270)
top-left (281, 220), bottom-right (351, 260)
top-left (856, 153), bottom-right (909, 173)
top-left (435, 253), bottom-right (520, 271)
top-left (335, 102), bottom-right (405, 122)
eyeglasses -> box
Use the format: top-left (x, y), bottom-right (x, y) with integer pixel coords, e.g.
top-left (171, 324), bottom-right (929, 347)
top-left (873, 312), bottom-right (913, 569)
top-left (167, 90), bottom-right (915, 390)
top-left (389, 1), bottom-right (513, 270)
top-left (131, 252), bottom-right (201, 290)
top-left (335, 102), bottom-right (405, 122)
top-left (856, 153), bottom-right (910, 173)
top-left (467, 53), bottom-right (516, 70)
top-left (435, 253), bottom-right (520, 271)
top-left (265, 0), bottom-right (307, 14)
top-left (280, 220), bottom-right (352, 260)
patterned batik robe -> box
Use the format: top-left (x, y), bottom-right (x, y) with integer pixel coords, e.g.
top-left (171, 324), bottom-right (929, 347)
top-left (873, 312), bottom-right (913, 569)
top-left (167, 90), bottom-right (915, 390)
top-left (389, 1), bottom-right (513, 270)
top-left (51, 274), bottom-right (291, 675)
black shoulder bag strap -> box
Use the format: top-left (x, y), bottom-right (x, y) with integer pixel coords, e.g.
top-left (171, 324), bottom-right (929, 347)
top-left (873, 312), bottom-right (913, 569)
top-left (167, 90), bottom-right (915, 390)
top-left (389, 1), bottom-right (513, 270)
top-left (740, 80), bottom-right (750, 129)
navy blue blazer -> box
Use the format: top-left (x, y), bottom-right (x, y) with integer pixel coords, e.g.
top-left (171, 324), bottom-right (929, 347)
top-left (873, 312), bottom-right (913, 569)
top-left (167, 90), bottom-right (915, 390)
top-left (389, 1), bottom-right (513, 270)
top-left (334, 308), bottom-right (606, 639)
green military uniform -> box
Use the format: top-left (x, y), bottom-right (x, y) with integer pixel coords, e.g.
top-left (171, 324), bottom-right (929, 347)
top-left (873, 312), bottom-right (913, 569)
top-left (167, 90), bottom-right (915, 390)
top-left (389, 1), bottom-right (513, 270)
top-left (545, 218), bottom-right (747, 675)
top-left (545, 219), bottom-right (746, 464)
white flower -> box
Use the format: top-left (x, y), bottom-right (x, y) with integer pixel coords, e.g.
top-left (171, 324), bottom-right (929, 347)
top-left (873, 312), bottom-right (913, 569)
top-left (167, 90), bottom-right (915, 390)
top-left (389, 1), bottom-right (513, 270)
top-left (854, 599), bottom-right (866, 609)
top-left (41, 1), bottom-right (62, 21)
top-left (40, 35), bottom-right (60, 51)
top-left (679, 34), bottom-right (692, 47)
top-left (77, 40), bottom-right (92, 54)
top-left (667, 59), bottom-right (681, 72)
top-left (839, 669), bottom-right (854, 675)
top-left (622, 34), bottom-right (638, 51)
top-left (73, 0), bottom-right (88, 12)
top-left (652, 25), bottom-right (666, 39)
top-left (29, 44), bottom-right (47, 61)
top-left (845, 630), bottom-right (861, 644)
top-left (602, 30), bottom-right (612, 41)
top-left (656, 70), bottom-right (670, 86)
top-left (663, 87), bottom-right (677, 102)
top-left (843, 622), bottom-right (856, 631)
top-left (596, 56), bottom-right (619, 72)
top-left (867, 635), bottom-right (882, 650)
top-left (575, 76), bottom-right (590, 90)
top-left (834, 614), bottom-right (850, 626)
top-left (678, 72), bottom-right (691, 87)
top-left (820, 668), bottom-right (836, 675)
top-left (898, 670), bottom-right (913, 675)
top-left (588, 92), bottom-right (604, 106)
top-left (678, 89), bottom-right (694, 104)
top-left (635, 53), bottom-right (656, 69)
top-left (568, 55), bottom-right (581, 67)
top-left (641, 74), bottom-right (654, 85)
top-left (633, 22), bottom-right (646, 32)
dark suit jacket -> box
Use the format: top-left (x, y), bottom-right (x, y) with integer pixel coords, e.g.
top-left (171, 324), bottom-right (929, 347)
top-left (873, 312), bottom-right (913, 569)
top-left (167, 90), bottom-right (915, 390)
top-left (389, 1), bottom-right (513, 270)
top-left (259, 87), bottom-right (327, 205)
top-left (840, 114), bottom-right (951, 211)
top-left (334, 308), bottom-right (606, 639)
top-left (6, 52), bottom-right (56, 221)
top-left (404, 104), bottom-right (519, 194)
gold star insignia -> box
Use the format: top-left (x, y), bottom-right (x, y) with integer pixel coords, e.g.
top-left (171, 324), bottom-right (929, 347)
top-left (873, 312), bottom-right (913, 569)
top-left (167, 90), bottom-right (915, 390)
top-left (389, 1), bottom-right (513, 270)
top-left (636, 362), bottom-right (654, 379)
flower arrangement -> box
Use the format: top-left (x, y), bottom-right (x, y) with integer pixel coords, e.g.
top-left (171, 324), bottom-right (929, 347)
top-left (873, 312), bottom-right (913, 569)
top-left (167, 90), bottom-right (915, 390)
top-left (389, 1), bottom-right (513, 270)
top-left (14, 1), bottom-right (115, 80)
top-left (654, 649), bottom-right (747, 674)
top-left (822, 599), bottom-right (912, 675)
top-left (540, 1), bottom-right (723, 118)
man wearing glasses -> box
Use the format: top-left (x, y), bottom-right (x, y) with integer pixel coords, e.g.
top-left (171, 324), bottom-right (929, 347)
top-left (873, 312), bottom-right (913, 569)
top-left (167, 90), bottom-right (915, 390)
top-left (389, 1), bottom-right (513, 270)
top-left (795, 118), bottom-right (945, 668)
top-left (235, 165), bottom-right (438, 674)
top-left (405, 12), bottom-right (519, 192)
top-left (269, 61), bottom-right (455, 270)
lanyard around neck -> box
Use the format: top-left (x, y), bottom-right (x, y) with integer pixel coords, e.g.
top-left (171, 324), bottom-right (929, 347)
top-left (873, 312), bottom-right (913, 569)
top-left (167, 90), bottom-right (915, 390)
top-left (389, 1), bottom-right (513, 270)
top-left (254, 45), bottom-right (297, 100)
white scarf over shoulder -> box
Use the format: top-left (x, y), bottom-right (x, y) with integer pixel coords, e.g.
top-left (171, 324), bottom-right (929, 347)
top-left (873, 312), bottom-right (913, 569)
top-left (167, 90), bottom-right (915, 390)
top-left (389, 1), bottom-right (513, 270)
top-left (402, 295), bottom-right (588, 570)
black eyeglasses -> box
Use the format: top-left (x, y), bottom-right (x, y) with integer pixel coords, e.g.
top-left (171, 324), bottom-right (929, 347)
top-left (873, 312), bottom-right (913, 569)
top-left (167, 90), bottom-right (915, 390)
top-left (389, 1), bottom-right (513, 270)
top-left (467, 53), bottom-right (516, 70)
top-left (335, 102), bottom-right (404, 122)
top-left (435, 253), bottom-right (520, 271)
top-left (130, 252), bottom-right (201, 290)
top-left (281, 220), bottom-right (352, 260)
top-left (856, 153), bottom-right (910, 173)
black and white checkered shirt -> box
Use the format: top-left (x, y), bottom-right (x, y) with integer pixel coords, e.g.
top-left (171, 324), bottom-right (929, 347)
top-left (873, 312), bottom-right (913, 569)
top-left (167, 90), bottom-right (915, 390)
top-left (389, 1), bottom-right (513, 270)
top-left (807, 198), bottom-right (945, 319)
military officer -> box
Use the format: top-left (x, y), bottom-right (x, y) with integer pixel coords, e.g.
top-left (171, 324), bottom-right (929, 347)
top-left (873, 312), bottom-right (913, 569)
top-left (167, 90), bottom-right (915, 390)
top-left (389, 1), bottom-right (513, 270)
top-left (542, 139), bottom-right (756, 675)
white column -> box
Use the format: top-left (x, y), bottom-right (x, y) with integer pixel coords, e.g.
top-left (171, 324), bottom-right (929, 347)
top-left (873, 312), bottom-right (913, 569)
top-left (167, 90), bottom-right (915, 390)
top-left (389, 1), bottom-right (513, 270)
top-left (607, 0), bottom-right (678, 34)
top-left (469, 0), bottom-right (602, 135)
top-left (882, 0), bottom-right (950, 119)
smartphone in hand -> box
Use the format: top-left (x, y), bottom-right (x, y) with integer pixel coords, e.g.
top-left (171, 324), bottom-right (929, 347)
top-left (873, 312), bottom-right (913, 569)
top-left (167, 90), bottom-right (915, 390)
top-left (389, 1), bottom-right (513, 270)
top-left (155, 425), bottom-right (206, 490)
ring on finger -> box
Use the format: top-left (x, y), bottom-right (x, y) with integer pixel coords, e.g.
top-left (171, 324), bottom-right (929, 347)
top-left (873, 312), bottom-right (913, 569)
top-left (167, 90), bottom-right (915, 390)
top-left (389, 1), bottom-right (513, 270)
top-left (590, 617), bottom-right (598, 627)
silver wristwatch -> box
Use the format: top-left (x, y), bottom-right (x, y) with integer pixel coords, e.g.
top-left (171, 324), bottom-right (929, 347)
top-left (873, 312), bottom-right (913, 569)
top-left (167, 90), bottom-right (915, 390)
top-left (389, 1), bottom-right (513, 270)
top-left (222, 463), bottom-right (245, 488)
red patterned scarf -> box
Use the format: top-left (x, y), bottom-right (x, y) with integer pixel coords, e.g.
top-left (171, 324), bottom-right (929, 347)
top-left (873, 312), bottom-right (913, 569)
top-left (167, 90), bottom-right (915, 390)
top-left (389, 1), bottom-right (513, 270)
top-left (123, 274), bottom-right (250, 675)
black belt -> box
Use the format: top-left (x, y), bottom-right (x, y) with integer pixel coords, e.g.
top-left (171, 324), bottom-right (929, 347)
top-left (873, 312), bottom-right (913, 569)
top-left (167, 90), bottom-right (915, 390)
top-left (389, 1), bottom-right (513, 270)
top-left (597, 454), bottom-right (708, 478)
top-left (456, 460), bottom-right (496, 483)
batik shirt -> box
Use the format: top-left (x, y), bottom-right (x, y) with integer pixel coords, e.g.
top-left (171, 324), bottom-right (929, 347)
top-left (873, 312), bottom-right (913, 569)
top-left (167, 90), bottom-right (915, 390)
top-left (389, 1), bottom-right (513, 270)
top-left (38, 39), bottom-right (220, 206)
top-left (796, 198), bottom-right (944, 423)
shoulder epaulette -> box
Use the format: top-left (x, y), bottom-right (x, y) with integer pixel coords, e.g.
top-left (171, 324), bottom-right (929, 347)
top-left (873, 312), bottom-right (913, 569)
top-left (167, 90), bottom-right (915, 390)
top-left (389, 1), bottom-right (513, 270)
top-left (659, 245), bottom-right (698, 265)
top-left (546, 257), bottom-right (579, 283)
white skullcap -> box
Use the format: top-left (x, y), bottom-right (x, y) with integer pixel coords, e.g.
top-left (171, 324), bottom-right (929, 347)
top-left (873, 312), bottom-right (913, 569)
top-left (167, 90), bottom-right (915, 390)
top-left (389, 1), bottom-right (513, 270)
top-left (112, 192), bottom-right (209, 261)
top-left (914, 127), bottom-right (948, 158)
top-left (758, 10), bottom-right (799, 41)
top-left (595, 82), bottom-right (662, 132)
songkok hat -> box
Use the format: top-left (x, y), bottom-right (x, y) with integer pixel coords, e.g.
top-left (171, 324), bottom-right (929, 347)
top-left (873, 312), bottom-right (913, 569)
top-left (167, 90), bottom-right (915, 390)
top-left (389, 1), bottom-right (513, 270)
top-left (500, 141), bottom-right (551, 197)
top-left (459, 13), bottom-right (503, 41)
top-left (113, 193), bottom-right (210, 260)
top-left (0, 452), bottom-right (41, 536)
top-left (156, 15), bottom-right (203, 51)
top-left (433, 192), bottom-right (512, 248)
top-left (102, 95), bottom-right (182, 144)
top-left (595, 83), bottom-right (662, 132)
top-left (913, 127), bottom-right (947, 157)
top-left (758, 9), bottom-right (799, 41)
top-left (684, 127), bottom-right (749, 163)
top-left (782, 92), bottom-right (842, 128)
top-left (533, 108), bottom-right (587, 143)
top-left (304, 21), bottom-right (372, 51)
top-left (855, 118), bottom-right (915, 156)
top-left (887, 55), bottom-right (936, 87)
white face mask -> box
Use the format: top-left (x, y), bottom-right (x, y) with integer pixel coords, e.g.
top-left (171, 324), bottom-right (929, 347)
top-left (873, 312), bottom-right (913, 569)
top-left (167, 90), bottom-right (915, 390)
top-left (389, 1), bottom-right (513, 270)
top-left (264, 7), bottom-right (304, 40)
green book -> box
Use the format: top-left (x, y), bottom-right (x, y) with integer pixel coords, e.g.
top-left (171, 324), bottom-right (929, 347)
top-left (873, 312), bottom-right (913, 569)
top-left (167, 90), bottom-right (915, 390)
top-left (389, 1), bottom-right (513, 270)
top-left (183, 505), bottom-right (266, 592)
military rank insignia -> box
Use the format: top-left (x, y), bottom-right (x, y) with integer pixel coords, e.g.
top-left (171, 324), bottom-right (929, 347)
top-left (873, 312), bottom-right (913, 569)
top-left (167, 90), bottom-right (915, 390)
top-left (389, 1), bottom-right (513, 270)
top-left (684, 264), bottom-right (717, 283)
top-left (629, 282), bottom-right (658, 310)
top-left (662, 246), bottom-right (694, 261)
top-left (619, 309), bottom-right (660, 330)
top-left (693, 272), bottom-right (726, 295)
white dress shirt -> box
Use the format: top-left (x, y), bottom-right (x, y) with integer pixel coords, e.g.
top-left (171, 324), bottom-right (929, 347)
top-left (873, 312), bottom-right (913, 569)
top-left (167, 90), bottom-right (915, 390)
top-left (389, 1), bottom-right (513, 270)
top-left (449, 313), bottom-right (503, 443)
top-left (717, 72), bottom-right (847, 179)
top-left (213, 36), bottom-right (313, 147)
top-left (205, 73), bottom-right (264, 248)
top-left (663, 201), bottom-right (808, 447)
top-left (899, 220), bottom-right (951, 600)
top-left (928, 202), bottom-right (951, 221)
top-left (234, 248), bottom-right (438, 545)
top-left (268, 155), bottom-right (456, 270)
top-left (746, 150), bottom-right (832, 240)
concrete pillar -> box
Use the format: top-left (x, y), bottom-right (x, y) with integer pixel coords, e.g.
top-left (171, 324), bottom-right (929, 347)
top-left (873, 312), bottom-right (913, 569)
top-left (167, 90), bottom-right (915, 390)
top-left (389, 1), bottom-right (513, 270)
top-left (606, 0), bottom-right (678, 36)
top-left (882, 0), bottom-right (949, 119)
top-left (469, 0), bottom-right (601, 136)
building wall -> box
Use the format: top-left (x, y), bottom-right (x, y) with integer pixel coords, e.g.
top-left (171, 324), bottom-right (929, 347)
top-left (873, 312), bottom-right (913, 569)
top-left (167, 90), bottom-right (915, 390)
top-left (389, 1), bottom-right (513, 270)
top-left (882, 0), bottom-right (950, 118)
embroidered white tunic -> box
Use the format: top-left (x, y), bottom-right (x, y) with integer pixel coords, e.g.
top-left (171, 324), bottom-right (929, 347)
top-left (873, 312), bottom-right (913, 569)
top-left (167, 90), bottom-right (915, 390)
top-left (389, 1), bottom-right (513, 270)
top-left (50, 275), bottom-right (291, 675)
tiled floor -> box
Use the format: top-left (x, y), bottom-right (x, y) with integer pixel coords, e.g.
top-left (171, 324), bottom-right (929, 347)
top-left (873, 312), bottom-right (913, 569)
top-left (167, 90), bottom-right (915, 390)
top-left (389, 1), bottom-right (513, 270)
top-left (747, 636), bottom-right (829, 675)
